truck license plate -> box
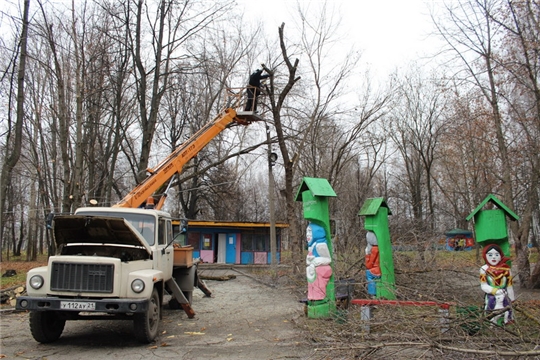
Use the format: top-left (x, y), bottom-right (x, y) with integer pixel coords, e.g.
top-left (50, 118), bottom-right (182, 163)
top-left (60, 301), bottom-right (96, 310)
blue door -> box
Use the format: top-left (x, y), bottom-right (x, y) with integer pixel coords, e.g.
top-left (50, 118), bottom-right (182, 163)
top-left (226, 233), bottom-right (236, 264)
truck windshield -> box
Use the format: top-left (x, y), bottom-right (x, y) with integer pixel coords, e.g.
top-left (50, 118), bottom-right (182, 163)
top-left (76, 211), bottom-right (156, 245)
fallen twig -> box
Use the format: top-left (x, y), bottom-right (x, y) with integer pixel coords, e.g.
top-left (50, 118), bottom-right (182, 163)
top-left (513, 303), bottom-right (540, 326)
top-left (199, 274), bottom-right (236, 281)
top-left (313, 341), bottom-right (540, 357)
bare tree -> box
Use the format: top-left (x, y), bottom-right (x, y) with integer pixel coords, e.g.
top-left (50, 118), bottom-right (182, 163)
top-left (128, 0), bottom-right (234, 184)
top-left (261, 1), bottom-right (393, 270)
top-left (0, 0), bottom-right (30, 261)
top-left (151, 14), bottom-right (264, 219)
top-left (386, 67), bottom-right (448, 233)
top-left (433, 0), bottom-right (539, 287)
top-left (493, 0), bottom-right (540, 287)
top-left (435, 84), bottom-right (500, 231)
top-left (262, 23), bottom-right (302, 269)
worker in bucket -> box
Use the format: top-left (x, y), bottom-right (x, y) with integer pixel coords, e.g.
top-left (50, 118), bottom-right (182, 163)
top-left (245, 68), bottom-right (270, 112)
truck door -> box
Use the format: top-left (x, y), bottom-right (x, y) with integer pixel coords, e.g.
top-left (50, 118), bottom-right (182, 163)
top-left (156, 218), bottom-right (173, 279)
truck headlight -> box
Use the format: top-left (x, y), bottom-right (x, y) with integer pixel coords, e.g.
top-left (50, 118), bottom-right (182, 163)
top-left (131, 279), bottom-right (145, 293)
top-left (29, 275), bottom-right (44, 289)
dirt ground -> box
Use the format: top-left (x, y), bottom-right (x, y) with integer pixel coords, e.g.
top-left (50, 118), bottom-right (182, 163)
top-left (0, 266), bottom-right (314, 360)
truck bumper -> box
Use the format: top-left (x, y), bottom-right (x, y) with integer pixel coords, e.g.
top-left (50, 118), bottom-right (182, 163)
top-left (16, 296), bottom-right (149, 313)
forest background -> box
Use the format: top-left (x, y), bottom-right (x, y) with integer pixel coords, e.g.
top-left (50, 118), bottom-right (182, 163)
top-left (0, 0), bottom-right (539, 290)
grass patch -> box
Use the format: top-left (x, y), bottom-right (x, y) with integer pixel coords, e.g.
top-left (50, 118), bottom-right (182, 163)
top-left (0, 253), bottom-right (48, 290)
top-left (529, 248), bottom-right (538, 263)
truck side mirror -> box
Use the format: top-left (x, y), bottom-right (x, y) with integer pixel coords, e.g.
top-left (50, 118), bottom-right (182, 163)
top-left (46, 212), bottom-right (55, 229)
top-left (180, 219), bottom-right (188, 234)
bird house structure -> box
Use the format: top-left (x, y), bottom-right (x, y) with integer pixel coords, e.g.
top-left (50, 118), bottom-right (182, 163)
top-left (466, 194), bottom-right (519, 259)
top-left (295, 177), bottom-right (337, 318)
top-left (358, 197), bottom-right (396, 300)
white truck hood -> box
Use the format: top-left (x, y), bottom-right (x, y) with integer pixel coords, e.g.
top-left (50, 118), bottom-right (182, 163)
top-left (53, 215), bottom-right (152, 255)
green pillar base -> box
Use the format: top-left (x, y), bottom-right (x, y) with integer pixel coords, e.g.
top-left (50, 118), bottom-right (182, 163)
top-left (376, 281), bottom-right (396, 300)
top-left (307, 301), bottom-right (335, 318)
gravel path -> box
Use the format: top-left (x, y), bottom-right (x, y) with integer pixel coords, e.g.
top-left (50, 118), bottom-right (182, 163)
top-left (0, 268), bottom-right (314, 360)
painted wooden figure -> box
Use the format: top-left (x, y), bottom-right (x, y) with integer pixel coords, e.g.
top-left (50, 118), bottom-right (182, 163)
top-left (306, 222), bottom-right (332, 300)
top-left (365, 231), bottom-right (381, 296)
top-left (479, 244), bottom-right (515, 325)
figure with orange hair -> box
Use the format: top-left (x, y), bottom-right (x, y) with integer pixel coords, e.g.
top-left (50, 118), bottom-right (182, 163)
top-left (480, 244), bottom-right (514, 325)
top-left (365, 231), bottom-right (381, 297)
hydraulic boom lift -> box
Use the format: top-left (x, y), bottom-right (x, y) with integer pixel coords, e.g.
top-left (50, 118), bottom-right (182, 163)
top-left (115, 105), bottom-right (258, 210)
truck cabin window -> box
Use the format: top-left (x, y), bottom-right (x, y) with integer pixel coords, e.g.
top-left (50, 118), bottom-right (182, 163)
top-left (76, 211), bottom-right (157, 245)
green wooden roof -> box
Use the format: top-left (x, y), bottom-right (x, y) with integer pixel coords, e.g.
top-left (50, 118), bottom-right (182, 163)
top-left (466, 194), bottom-right (519, 222)
top-left (294, 177), bottom-right (337, 201)
top-left (358, 197), bottom-right (392, 216)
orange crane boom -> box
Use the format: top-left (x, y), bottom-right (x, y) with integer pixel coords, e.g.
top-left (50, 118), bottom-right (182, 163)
top-left (114, 107), bottom-right (255, 209)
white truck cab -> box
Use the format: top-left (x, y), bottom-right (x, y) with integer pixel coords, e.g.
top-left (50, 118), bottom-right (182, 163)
top-left (16, 207), bottom-right (194, 343)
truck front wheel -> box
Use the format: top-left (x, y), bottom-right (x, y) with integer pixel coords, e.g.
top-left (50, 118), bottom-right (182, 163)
top-left (29, 311), bottom-right (66, 343)
top-left (134, 288), bottom-right (161, 343)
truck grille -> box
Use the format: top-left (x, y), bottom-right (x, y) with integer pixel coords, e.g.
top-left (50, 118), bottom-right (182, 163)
top-left (51, 262), bottom-right (114, 293)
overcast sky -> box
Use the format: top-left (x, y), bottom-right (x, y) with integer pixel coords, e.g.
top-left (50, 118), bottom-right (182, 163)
top-left (237, 0), bottom-right (439, 78)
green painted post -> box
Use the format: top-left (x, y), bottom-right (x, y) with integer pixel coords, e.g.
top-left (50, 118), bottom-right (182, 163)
top-left (358, 198), bottom-right (396, 300)
top-left (295, 177), bottom-right (337, 319)
top-left (466, 194), bottom-right (519, 260)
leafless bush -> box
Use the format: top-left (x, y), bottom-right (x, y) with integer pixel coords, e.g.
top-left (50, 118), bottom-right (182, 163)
top-left (279, 249), bottom-right (540, 359)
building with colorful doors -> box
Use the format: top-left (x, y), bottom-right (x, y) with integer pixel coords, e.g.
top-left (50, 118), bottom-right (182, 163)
top-left (173, 220), bottom-right (288, 265)
top-left (445, 228), bottom-right (475, 251)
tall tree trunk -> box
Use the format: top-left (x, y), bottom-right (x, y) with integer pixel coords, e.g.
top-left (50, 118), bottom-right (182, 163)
top-left (16, 211), bottom-right (24, 256)
top-left (0, 0), bottom-right (30, 262)
top-left (38, 4), bottom-right (73, 214)
top-left (266, 23), bottom-right (301, 271)
top-left (71, 2), bottom-right (85, 209)
top-left (27, 180), bottom-right (38, 261)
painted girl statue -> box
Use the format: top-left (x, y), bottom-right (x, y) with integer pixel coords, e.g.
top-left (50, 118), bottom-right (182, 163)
top-left (306, 222), bottom-right (332, 301)
top-left (365, 231), bottom-right (381, 297)
top-left (480, 244), bottom-right (515, 325)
